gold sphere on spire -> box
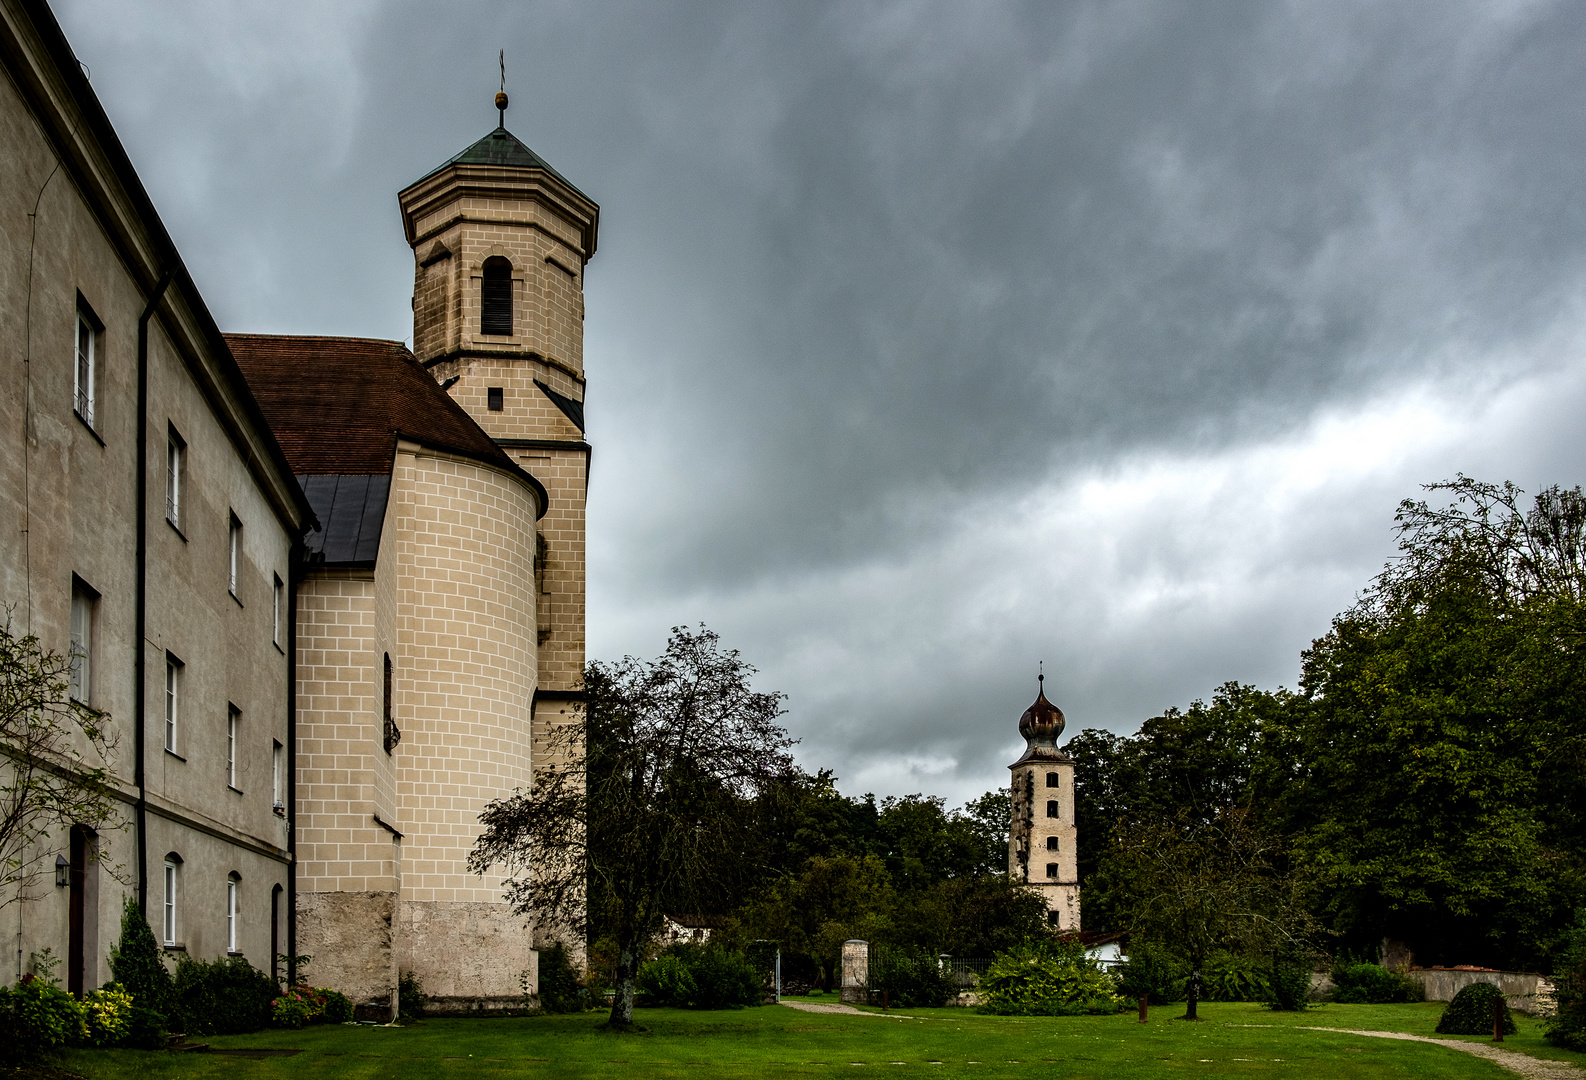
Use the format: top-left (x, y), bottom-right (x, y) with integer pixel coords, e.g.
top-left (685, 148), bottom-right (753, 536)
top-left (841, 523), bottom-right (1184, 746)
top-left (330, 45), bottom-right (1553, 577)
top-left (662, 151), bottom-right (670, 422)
top-left (495, 91), bottom-right (509, 112)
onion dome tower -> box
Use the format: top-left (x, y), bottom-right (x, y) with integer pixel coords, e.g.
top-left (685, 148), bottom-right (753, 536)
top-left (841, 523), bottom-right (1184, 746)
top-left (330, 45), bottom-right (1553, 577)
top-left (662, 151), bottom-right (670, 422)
top-left (1008, 670), bottom-right (1081, 929)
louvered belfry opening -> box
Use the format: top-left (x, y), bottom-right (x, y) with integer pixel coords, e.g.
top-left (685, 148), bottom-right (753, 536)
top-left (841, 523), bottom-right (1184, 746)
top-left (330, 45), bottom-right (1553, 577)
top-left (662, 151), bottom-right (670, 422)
top-left (481, 256), bottom-right (513, 336)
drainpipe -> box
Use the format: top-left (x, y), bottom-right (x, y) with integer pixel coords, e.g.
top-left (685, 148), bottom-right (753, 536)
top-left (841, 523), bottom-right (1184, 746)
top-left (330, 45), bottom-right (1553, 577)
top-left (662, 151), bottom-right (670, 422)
top-left (286, 536), bottom-right (303, 987)
top-left (134, 268), bottom-right (173, 917)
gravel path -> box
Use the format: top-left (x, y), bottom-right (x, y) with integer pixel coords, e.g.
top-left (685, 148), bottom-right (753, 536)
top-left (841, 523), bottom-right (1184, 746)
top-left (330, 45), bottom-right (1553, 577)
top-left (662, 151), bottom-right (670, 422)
top-left (779, 1000), bottom-right (916, 1018)
top-left (1302, 1027), bottom-right (1581, 1079)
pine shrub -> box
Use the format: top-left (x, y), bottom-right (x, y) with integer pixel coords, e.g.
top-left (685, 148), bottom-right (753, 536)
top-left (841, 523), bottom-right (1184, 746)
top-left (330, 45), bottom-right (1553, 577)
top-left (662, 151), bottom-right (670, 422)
top-left (398, 970), bottom-right (429, 1022)
top-left (107, 896), bottom-right (172, 1017)
top-left (1436, 982), bottom-right (1516, 1036)
top-left (1265, 956), bottom-right (1314, 1011)
top-left (535, 942), bottom-right (586, 1013)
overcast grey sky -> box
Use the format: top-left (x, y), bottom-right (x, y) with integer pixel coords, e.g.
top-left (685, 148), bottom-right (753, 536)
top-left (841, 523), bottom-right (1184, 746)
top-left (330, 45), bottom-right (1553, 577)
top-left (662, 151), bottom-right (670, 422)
top-left (55, 0), bottom-right (1586, 806)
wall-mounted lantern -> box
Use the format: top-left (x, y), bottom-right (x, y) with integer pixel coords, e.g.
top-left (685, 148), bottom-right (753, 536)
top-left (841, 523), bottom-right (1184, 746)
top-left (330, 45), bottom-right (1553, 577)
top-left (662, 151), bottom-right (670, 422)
top-left (55, 855), bottom-right (70, 887)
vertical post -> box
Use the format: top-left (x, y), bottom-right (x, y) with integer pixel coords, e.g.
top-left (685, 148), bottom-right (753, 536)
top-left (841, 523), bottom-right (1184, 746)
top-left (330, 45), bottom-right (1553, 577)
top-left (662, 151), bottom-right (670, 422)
top-left (1139, 996), bottom-right (1148, 1023)
top-left (840, 940), bottom-right (868, 1005)
top-left (1492, 996), bottom-right (1504, 1042)
top-left (776, 949), bottom-right (781, 1003)
top-left (882, 989), bottom-right (889, 1011)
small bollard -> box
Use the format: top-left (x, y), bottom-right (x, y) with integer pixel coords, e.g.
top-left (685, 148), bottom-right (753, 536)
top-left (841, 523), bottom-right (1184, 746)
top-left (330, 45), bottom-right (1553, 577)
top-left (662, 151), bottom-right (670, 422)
top-left (1492, 997), bottom-right (1504, 1042)
top-left (1138, 996), bottom-right (1148, 1023)
top-left (882, 989), bottom-right (890, 1011)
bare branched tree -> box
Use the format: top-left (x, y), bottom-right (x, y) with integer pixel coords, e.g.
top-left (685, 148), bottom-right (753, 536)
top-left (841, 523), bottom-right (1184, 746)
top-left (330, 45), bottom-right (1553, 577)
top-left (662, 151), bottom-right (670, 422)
top-left (0, 617), bottom-right (121, 907)
top-left (469, 625), bottom-right (797, 1028)
top-left (1381, 476), bottom-right (1586, 611)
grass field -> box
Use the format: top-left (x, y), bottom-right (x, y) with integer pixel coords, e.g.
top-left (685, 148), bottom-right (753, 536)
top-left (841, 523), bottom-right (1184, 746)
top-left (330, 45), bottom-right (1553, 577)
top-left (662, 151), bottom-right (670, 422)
top-left (53, 1000), bottom-right (1583, 1079)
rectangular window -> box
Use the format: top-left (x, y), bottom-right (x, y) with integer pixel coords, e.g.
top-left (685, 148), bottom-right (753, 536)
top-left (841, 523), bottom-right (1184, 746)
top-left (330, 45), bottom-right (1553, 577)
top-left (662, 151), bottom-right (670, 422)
top-left (74, 304), bottom-right (98, 427)
top-left (487, 386), bottom-right (504, 411)
top-left (1045, 863), bottom-right (1059, 879)
top-left (382, 653), bottom-right (401, 754)
top-left (1045, 771), bottom-right (1059, 788)
top-left (1045, 835), bottom-right (1059, 851)
top-left (1045, 800), bottom-right (1059, 819)
top-left (272, 740), bottom-right (284, 814)
top-left (164, 655), bottom-right (181, 752)
top-left (69, 578), bottom-right (96, 703)
top-left (227, 705), bottom-right (240, 789)
top-left (228, 514), bottom-right (241, 596)
top-left (166, 427), bottom-right (185, 527)
top-left (226, 877), bottom-right (238, 952)
top-left (163, 861), bottom-right (177, 945)
top-left (272, 574), bottom-right (284, 645)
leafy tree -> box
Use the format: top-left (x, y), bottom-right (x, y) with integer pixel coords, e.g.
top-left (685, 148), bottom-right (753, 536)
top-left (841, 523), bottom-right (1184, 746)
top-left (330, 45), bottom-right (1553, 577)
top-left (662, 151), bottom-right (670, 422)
top-left (1107, 809), bottom-right (1311, 1020)
top-left (470, 626), bottom-right (797, 1029)
top-left (958, 788), bottom-right (1012, 877)
top-left (0, 617), bottom-right (121, 905)
top-left (1278, 478), bottom-right (1586, 967)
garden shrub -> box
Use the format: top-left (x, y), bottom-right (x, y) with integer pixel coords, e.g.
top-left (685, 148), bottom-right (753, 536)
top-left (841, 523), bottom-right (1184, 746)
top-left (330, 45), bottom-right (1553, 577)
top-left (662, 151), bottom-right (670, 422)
top-left (271, 996), bottom-right (312, 1029)
top-left (124, 1006), bottom-right (168, 1050)
top-left (1436, 982), bottom-right (1516, 1036)
top-left (1203, 952), bottom-right (1271, 1002)
top-left (0, 968), bottom-right (87, 1063)
top-left (636, 944), bottom-right (761, 1009)
top-left (870, 950), bottom-right (955, 1009)
top-left (1546, 908), bottom-right (1586, 1051)
top-left (108, 896), bottom-right (172, 1017)
top-left (1265, 955), bottom-right (1314, 1011)
top-left (82, 983), bottom-right (134, 1046)
top-left (1115, 941), bottom-right (1185, 1004)
top-left (1331, 962), bottom-right (1424, 1004)
top-left (977, 939), bottom-right (1123, 1016)
top-left (172, 954), bottom-right (277, 1035)
top-left (398, 969), bottom-right (429, 1022)
top-left (535, 942), bottom-right (586, 1013)
top-left (321, 988), bottom-right (355, 1024)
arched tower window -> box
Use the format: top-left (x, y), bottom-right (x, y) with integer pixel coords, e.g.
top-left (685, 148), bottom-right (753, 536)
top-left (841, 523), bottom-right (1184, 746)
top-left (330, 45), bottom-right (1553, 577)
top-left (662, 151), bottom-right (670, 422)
top-left (481, 257), bottom-right (513, 336)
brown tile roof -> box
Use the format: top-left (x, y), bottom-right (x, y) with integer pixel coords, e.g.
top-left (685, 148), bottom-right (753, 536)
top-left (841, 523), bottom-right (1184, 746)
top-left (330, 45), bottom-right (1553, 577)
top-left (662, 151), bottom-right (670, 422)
top-left (226, 334), bottom-right (525, 475)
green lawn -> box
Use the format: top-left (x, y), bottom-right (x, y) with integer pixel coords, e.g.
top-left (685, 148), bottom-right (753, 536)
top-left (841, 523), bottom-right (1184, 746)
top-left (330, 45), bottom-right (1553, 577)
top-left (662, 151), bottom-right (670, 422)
top-left (54, 1001), bottom-right (1581, 1079)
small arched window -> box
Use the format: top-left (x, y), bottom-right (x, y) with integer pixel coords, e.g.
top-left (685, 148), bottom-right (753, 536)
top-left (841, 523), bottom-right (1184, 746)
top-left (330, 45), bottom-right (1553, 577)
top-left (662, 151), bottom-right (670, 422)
top-left (1045, 771), bottom-right (1059, 788)
top-left (481, 257), bottom-right (513, 336)
top-left (163, 852), bottom-right (183, 945)
top-left (227, 872), bottom-right (241, 953)
top-left (1045, 800), bottom-right (1059, 819)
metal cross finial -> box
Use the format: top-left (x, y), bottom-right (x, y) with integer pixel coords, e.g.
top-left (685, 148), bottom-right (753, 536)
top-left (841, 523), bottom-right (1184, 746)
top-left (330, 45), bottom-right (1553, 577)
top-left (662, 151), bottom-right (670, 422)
top-left (1038, 660), bottom-right (1044, 688)
top-left (495, 50), bottom-right (509, 127)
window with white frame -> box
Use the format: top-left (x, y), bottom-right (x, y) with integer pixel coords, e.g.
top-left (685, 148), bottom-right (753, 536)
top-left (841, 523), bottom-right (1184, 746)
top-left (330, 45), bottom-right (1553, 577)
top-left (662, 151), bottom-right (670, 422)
top-left (226, 873), bottom-right (240, 953)
top-left (166, 427), bottom-right (185, 527)
top-left (69, 578), bottom-right (97, 703)
top-left (273, 574), bottom-right (283, 646)
top-left (164, 654), bottom-right (181, 752)
top-left (227, 705), bottom-right (240, 789)
top-left (162, 855), bottom-right (181, 945)
top-left (74, 301), bottom-right (99, 427)
top-left (272, 740), bottom-right (284, 814)
top-left (228, 514), bottom-right (241, 596)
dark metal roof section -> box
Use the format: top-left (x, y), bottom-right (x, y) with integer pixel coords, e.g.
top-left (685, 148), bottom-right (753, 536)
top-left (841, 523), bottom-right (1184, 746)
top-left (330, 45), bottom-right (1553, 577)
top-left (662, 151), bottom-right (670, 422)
top-left (535, 379), bottom-right (585, 433)
top-left (299, 474), bottom-right (390, 565)
top-left (1011, 674), bottom-right (1071, 766)
top-left (416, 126), bottom-right (590, 202)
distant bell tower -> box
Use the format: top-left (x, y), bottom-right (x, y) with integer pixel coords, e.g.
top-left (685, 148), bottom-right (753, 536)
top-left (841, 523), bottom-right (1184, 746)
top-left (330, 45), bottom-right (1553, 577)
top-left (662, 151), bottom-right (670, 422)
top-left (1008, 671), bottom-right (1081, 929)
top-left (397, 86), bottom-right (598, 773)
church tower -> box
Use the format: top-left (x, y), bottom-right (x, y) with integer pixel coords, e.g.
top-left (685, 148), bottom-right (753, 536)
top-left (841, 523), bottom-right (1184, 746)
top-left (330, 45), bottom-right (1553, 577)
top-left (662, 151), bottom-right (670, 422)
top-left (1008, 673), bottom-right (1081, 929)
top-left (397, 93), bottom-right (597, 847)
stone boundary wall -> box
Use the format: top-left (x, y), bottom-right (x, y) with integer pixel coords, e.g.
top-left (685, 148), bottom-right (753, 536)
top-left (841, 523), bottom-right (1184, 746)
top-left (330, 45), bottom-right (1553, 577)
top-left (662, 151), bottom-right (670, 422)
top-left (1408, 969), bottom-right (1556, 1015)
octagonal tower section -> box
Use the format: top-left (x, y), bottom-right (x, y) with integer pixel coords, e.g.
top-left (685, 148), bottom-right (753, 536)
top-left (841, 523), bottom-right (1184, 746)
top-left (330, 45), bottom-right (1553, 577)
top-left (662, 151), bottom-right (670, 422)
top-left (1008, 674), bottom-right (1081, 930)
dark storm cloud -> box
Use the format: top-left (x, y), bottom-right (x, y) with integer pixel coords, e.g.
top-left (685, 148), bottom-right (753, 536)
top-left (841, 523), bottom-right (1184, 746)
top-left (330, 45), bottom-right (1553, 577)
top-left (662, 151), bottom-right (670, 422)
top-left (55, 0), bottom-right (1586, 801)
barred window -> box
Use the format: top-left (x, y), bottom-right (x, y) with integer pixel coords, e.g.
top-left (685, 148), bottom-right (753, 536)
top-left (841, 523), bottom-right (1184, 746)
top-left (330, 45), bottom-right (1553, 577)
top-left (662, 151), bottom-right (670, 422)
top-left (383, 653), bottom-right (401, 754)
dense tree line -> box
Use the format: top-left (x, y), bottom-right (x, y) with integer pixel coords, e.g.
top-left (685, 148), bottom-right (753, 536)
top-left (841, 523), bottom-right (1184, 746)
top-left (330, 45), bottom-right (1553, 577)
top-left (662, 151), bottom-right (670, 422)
top-left (1074, 478), bottom-right (1586, 972)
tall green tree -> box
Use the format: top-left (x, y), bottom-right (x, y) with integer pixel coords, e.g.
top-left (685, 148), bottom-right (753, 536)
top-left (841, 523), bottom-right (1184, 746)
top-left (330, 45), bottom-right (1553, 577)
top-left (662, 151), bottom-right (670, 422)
top-left (469, 626), bottom-right (799, 1028)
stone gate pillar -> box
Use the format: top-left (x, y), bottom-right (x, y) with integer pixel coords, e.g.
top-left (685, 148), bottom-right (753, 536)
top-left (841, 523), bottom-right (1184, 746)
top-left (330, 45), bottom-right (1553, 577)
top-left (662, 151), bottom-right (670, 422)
top-left (840, 939), bottom-right (869, 1004)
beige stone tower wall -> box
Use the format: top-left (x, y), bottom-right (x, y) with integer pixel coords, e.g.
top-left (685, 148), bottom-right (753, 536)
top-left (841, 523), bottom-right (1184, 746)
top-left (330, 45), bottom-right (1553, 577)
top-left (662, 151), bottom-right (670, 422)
top-left (1009, 759), bottom-right (1081, 930)
top-left (388, 442), bottom-right (540, 1009)
top-left (293, 566), bottom-right (401, 1010)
